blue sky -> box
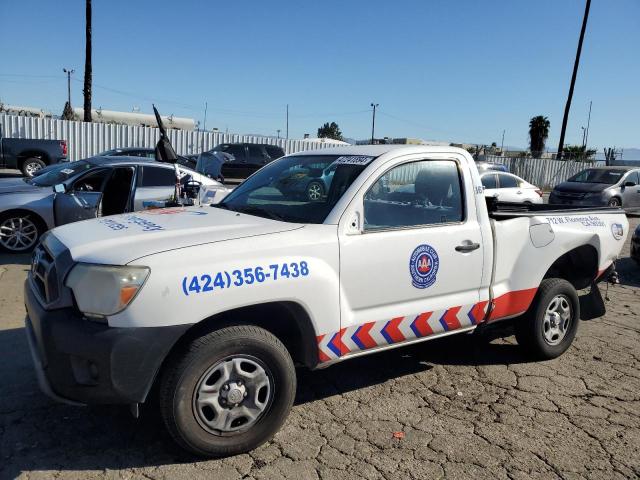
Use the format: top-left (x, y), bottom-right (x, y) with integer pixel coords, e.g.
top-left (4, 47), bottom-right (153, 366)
top-left (1, 0), bottom-right (638, 152)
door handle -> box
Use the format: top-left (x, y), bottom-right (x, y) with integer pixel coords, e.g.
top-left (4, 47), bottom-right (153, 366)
top-left (455, 242), bottom-right (480, 252)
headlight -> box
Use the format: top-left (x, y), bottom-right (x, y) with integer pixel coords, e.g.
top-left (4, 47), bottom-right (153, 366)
top-left (65, 263), bottom-right (150, 317)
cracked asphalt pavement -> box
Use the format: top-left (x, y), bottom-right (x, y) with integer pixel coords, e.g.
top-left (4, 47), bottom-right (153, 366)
top-left (1, 218), bottom-right (639, 480)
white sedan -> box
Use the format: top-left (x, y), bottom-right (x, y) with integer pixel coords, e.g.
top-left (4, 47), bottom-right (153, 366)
top-left (481, 171), bottom-right (543, 204)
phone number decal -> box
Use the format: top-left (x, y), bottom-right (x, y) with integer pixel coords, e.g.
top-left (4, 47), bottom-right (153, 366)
top-left (181, 261), bottom-right (309, 296)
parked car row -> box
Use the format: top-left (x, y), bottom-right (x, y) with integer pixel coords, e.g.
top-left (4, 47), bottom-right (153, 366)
top-left (0, 156), bottom-right (230, 252)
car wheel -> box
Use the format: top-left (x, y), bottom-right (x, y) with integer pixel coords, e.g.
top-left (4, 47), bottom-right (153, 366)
top-left (159, 325), bottom-right (296, 457)
top-left (21, 158), bottom-right (47, 177)
top-left (0, 212), bottom-right (43, 253)
top-left (515, 278), bottom-right (580, 360)
top-left (306, 181), bottom-right (324, 201)
top-left (608, 197), bottom-right (622, 208)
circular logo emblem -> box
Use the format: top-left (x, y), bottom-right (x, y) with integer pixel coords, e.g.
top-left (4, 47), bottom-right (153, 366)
top-left (409, 244), bottom-right (439, 289)
top-left (611, 223), bottom-right (624, 240)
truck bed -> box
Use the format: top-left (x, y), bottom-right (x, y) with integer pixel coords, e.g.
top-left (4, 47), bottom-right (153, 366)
top-left (486, 198), bottom-right (620, 220)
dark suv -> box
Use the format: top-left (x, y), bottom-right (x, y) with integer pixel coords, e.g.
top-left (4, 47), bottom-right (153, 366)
top-left (213, 143), bottom-right (285, 182)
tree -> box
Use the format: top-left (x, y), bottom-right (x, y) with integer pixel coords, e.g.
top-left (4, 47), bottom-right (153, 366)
top-left (317, 122), bottom-right (343, 141)
top-left (61, 102), bottom-right (75, 120)
top-left (83, 0), bottom-right (92, 122)
top-left (563, 144), bottom-right (597, 161)
top-left (529, 115), bottom-right (550, 158)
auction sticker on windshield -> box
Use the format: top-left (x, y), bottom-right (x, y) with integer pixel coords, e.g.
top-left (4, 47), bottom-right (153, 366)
top-left (335, 155), bottom-right (375, 166)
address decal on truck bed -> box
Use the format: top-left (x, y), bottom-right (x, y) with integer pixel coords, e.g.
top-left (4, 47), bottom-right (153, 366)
top-left (181, 261), bottom-right (310, 296)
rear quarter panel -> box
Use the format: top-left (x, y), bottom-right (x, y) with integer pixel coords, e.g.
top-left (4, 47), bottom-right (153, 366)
top-left (490, 211), bottom-right (628, 320)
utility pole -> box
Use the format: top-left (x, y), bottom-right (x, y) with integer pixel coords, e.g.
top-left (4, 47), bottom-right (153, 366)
top-left (581, 126), bottom-right (586, 148)
top-left (63, 68), bottom-right (74, 105)
top-left (500, 129), bottom-right (505, 153)
top-left (556, 0), bottom-right (591, 160)
top-left (370, 103), bottom-right (378, 144)
top-left (584, 100), bottom-right (592, 147)
top-left (285, 104), bottom-right (289, 141)
top-left (83, 0), bottom-right (92, 122)
top-left (203, 101), bottom-right (208, 132)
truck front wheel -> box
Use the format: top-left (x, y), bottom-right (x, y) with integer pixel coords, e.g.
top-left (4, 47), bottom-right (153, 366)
top-left (515, 278), bottom-right (580, 360)
top-left (159, 325), bottom-right (296, 457)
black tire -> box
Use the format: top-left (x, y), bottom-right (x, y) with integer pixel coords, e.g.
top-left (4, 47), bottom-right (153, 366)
top-left (0, 211), bottom-right (44, 253)
top-left (21, 158), bottom-right (47, 178)
top-left (159, 325), bottom-right (296, 457)
top-left (515, 278), bottom-right (580, 360)
top-left (306, 181), bottom-right (324, 201)
top-left (608, 197), bottom-right (622, 208)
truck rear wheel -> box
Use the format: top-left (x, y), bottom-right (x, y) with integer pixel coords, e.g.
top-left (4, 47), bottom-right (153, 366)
top-left (515, 278), bottom-right (580, 360)
top-left (159, 325), bottom-right (296, 457)
top-left (21, 157), bottom-right (46, 177)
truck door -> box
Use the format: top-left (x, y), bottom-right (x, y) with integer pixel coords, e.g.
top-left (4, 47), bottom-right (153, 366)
top-left (621, 170), bottom-right (640, 208)
top-left (133, 165), bottom-right (177, 210)
top-left (53, 168), bottom-right (111, 226)
top-left (335, 158), bottom-right (485, 360)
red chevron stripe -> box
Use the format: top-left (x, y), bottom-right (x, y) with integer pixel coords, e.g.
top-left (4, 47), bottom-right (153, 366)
top-left (354, 322), bottom-right (377, 349)
top-left (383, 317), bottom-right (406, 343)
top-left (469, 301), bottom-right (489, 324)
top-left (317, 335), bottom-right (331, 362)
top-left (330, 328), bottom-right (348, 355)
top-left (412, 312), bottom-right (434, 337)
top-left (489, 288), bottom-right (538, 321)
top-left (441, 306), bottom-right (462, 330)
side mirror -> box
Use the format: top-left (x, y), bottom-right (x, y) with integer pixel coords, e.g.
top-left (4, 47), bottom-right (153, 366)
top-left (53, 184), bottom-right (66, 194)
top-left (624, 181), bottom-right (636, 187)
top-left (183, 180), bottom-right (201, 199)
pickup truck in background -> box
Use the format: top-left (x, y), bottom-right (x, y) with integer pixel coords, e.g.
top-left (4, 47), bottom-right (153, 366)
top-left (24, 145), bottom-right (627, 457)
top-left (0, 124), bottom-right (67, 177)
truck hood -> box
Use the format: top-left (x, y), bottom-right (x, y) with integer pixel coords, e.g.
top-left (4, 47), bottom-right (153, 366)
top-left (553, 181), bottom-right (611, 193)
top-left (0, 178), bottom-right (47, 195)
top-left (50, 206), bottom-right (303, 264)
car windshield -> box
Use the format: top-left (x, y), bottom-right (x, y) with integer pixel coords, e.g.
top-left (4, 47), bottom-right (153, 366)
top-left (30, 161), bottom-right (94, 187)
top-left (216, 154), bottom-right (373, 223)
top-left (568, 169), bottom-right (626, 184)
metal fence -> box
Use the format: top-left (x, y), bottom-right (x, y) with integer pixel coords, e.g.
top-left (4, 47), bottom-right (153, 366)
top-left (0, 114), bottom-right (343, 161)
top-left (480, 155), bottom-right (602, 189)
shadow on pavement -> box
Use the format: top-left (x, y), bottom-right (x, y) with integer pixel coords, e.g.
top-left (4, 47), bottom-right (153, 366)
top-left (615, 256), bottom-right (640, 288)
top-left (0, 324), bottom-right (530, 477)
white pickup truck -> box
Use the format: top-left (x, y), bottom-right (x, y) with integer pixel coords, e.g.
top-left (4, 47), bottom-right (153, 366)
top-left (25, 145), bottom-right (628, 457)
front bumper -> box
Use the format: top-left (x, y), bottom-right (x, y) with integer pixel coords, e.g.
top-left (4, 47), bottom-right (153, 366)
top-left (548, 193), bottom-right (604, 206)
top-left (24, 280), bottom-right (190, 405)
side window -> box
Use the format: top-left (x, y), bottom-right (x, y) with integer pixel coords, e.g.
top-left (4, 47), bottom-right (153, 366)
top-left (265, 145), bottom-right (284, 159)
top-left (72, 168), bottom-right (110, 192)
top-left (481, 174), bottom-right (497, 189)
top-left (498, 174), bottom-right (518, 188)
top-left (248, 145), bottom-right (268, 163)
top-left (627, 171), bottom-right (640, 185)
top-left (223, 145), bottom-right (246, 162)
top-left (364, 160), bottom-right (464, 230)
top-left (140, 166), bottom-right (177, 187)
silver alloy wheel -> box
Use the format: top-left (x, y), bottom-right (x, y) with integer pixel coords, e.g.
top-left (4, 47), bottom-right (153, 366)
top-left (0, 216), bottom-right (39, 251)
top-left (307, 182), bottom-right (323, 201)
top-left (193, 355), bottom-right (273, 436)
top-left (25, 161), bottom-right (43, 176)
top-left (542, 294), bottom-right (572, 346)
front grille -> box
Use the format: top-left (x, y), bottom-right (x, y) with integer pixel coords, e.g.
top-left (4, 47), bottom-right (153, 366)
top-left (554, 191), bottom-right (586, 199)
top-left (31, 244), bottom-right (59, 304)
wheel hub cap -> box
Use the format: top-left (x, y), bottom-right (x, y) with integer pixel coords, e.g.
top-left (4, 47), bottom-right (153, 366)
top-left (193, 356), bottom-right (272, 435)
top-left (543, 294), bottom-right (571, 346)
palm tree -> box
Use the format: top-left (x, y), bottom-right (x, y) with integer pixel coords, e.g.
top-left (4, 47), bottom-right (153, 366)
top-left (83, 0), bottom-right (92, 122)
top-left (529, 116), bottom-right (550, 158)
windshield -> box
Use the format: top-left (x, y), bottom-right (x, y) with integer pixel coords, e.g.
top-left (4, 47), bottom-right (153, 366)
top-left (217, 154), bottom-right (373, 223)
top-left (568, 169), bottom-right (626, 184)
top-left (30, 161), bottom-right (94, 187)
